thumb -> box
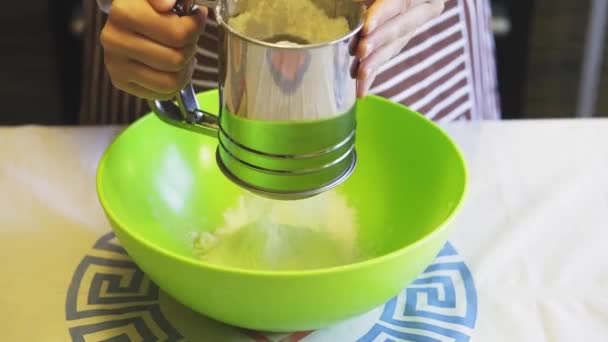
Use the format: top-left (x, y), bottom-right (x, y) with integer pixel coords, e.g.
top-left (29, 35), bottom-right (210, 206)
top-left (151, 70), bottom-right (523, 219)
top-left (148, 0), bottom-right (177, 13)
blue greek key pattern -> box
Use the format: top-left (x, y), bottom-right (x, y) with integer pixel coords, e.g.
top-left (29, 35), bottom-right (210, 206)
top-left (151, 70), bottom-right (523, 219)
top-left (67, 234), bottom-right (476, 341)
top-left (65, 232), bottom-right (183, 341)
top-left (358, 242), bottom-right (478, 342)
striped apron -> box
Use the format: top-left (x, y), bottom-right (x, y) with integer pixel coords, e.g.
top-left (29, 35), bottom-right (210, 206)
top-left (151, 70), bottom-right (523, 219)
top-left (80, 0), bottom-right (500, 124)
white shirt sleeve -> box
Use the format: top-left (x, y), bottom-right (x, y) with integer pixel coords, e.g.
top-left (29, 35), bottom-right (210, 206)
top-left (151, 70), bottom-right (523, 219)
top-left (97, 0), bottom-right (111, 13)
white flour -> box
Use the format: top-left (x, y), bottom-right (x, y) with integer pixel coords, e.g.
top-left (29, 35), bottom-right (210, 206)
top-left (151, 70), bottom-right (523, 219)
top-left (228, 0), bottom-right (351, 44)
top-left (193, 190), bottom-right (362, 271)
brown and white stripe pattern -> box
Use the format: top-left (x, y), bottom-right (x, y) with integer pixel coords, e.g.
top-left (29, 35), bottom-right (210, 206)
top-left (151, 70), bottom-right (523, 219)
top-left (80, 0), bottom-right (500, 124)
top-left (369, 0), bottom-right (500, 121)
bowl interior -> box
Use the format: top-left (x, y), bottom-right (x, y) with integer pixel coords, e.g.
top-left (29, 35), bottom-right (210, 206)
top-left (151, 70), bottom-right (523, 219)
top-left (97, 91), bottom-right (466, 272)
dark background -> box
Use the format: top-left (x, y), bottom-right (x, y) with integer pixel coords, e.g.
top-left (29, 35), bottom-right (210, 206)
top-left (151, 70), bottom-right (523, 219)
top-left (0, 0), bottom-right (83, 124)
top-left (493, 0), bottom-right (608, 119)
top-left (0, 0), bottom-right (606, 124)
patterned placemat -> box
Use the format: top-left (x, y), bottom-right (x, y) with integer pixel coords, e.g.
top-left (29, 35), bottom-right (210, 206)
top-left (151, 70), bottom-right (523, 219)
top-left (65, 233), bottom-right (477, 341)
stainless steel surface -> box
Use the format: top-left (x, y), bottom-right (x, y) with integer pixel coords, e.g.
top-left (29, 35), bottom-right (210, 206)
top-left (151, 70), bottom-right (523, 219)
top-left (173, 0), bottom-right (197, 15)
top-left (194, 0), bottom-right (217, 8)
top-left (576, 0), bottom-right (608, 118)
top-left (152, 80), bottom-right (219, 136)
top-left (217, 138), bottom-right (356, 175)
top-left (149, 0), bottom-right (365, 200)
top-left (215, 149), bottom-right (358, 200)
top-left (218, 126), bottom-right (356, 159)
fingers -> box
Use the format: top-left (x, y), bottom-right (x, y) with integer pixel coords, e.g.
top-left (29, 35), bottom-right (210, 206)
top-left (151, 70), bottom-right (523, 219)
top-left (356, 32), bottom-right (414, 97)
top-left (363, 0), bottom-right (408, 34)
top-left (357, 0), bottom-right (444, 59)
top-left (109, 0), bottom-right (207, 48)
top-left (114, 80), bottom-right (174, 100)
top-left (354, 0), bottom-right (445, 96)
top-left (105, 53), bottom-right (195, 100)
top-left (361, 0), bottom-right (431, 34)
top-left (101, 23), bottom-right (197, 72)
top-left (102, 0), bottom-right (206, 100)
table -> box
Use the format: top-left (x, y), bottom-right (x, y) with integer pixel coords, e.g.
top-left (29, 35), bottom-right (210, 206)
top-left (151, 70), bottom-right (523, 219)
top-left (1, 119), bottom-right (607, 341)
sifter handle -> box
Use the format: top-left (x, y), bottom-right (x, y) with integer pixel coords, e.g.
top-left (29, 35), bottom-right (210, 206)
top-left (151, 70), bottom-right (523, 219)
top-left (147, 0), bottom-right (219, 137)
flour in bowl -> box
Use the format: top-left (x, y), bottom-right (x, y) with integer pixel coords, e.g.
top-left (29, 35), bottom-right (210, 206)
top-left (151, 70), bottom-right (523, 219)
top-left (192, 191), bottom-right (363, 271)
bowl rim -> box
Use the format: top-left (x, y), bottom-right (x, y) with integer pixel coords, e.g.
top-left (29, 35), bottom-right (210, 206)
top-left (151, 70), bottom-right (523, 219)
top-left (96, 92), bottom-right (469, 278)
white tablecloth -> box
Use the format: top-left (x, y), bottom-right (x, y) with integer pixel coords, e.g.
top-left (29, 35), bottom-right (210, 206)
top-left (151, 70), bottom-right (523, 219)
top-left (444, 119), bottom-right (608, 341)
top-left (1, 118), bottom-right (607, 341)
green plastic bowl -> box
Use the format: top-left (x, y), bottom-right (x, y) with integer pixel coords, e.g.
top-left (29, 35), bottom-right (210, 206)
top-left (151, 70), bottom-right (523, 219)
top-left (96, 90), bottom-right (467, 332)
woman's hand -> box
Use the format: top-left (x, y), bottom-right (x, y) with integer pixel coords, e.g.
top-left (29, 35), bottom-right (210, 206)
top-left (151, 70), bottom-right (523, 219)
top-left (100, 0), bottom-right (207, 100)
top-left (355, 0), bottom-right (445, 97)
